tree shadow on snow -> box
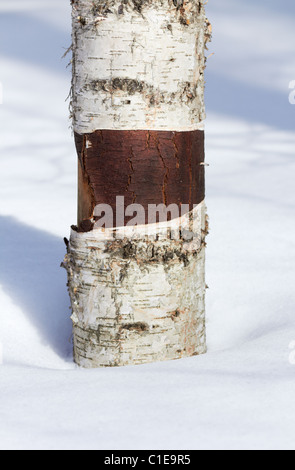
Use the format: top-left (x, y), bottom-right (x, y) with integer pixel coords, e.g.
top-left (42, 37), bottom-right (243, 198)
top-left (0, 216), bottom-right (72, 360)
top-left (0, 12), bottom-right (70, 75)
top-left (0, 8), bottom-right (293, 132)
top-left (206, 72), bottom-right (295, 132)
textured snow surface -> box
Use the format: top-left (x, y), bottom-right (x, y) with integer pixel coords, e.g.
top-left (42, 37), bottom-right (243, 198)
top-left (0, 0), bottom-right (295, 450)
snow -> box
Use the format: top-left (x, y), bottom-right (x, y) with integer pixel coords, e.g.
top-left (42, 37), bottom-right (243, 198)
top-left (0, 0), bottom-right (295, 450)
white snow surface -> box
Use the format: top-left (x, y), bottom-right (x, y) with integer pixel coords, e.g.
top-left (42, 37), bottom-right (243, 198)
top-left (0, 0), bottom-right (295, 450)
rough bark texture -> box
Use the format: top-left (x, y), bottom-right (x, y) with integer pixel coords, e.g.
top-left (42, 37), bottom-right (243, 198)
top-left (75, 129), bottom-right (205, 226)
top-left (64, 0), bottom-right (210, 368)
top-left (63, 203), bottom-right (208, 367)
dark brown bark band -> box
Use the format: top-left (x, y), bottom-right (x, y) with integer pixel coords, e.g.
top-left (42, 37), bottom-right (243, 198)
top-left (75, 129), bottom-right (205, 229)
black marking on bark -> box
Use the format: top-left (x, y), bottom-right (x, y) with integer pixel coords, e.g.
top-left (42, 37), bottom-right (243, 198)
top-left (85, 78), bottom-right (199, 108)
top-left (162, 251), bottom-right (174, 263)
top-left (175, 250), bottom-right (190, 267)
top-left (131, 0), bottom-right (147, 13)
top-left (88, 78), bottom-right (144, 95)
top-left (121, 322), bottom-right (149, 332)
top-left (122, 242), bottom-right (137, 259)
top-left (105, 238), bottom-right (206, 266)
top-left (78, 16), bottom-right (87, 26)
top-left (119, 264), bottom-right (129, 282)
top-left (84, 1), bottom-right (205, 23)
top-left (91, 1), bottom-right (113, 16)
top-left (172, 309), bottom-right (181, 319)
top-left (96, 327), bottom-right (101, 343)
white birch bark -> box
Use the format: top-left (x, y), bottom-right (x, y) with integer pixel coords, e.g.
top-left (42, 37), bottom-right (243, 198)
top-left (71, 0), bottom-right (209, 132)
top-left (65, 0), bottom-right (211, 367)
top-left (64, 203), bottom-right (208, 367)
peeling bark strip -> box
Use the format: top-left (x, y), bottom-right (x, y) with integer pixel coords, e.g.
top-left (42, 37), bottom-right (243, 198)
top-left (71, 0), bottom-right (210, 132)
top-left (65, 0), bottom-right (210, 367)
top-left (63, 202), bottom-right (207, 368)
top-left (75, 129), bottom-right (205, 226)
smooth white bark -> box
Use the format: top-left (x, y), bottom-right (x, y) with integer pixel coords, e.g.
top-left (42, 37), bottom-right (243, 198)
top-left (64, 203), bottom-right (207, 367)
top-left (72, 0), bottom-right (208, 133)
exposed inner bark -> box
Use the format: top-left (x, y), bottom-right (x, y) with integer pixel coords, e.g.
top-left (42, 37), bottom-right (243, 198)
top-left (75, 129), bottom-right (205, 229)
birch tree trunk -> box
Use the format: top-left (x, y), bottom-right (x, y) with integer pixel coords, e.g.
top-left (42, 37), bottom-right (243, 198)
top-left (63, 0), bottom-right (211, 368)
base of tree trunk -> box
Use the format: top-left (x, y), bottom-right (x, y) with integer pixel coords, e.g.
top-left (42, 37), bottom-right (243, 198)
top-left (63, 202), bottom-right (208, 368)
